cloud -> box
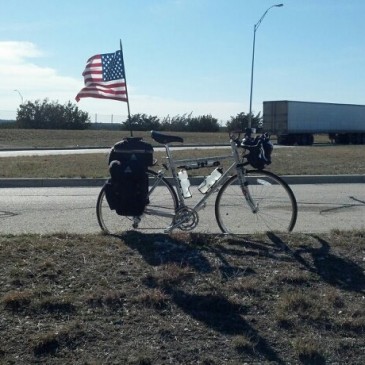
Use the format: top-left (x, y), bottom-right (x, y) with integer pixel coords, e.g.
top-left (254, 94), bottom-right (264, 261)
top-left (0, 41), bottom-right (81, 117)
top-left (0, 41), bottom-right (43, 63)
top-left (0, 41), bottom-right (243, 122)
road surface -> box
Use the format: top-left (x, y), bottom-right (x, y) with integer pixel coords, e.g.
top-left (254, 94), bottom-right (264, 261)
top-left (0, 184), bottom-right (364, 235)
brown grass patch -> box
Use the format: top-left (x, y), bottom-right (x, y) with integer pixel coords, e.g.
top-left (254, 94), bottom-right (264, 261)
top-left (0, 231), bottom-right (364, 363)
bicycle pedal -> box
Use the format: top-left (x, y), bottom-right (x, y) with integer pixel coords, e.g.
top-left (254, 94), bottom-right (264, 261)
top-left (164, 219), bottom-right (185, 233)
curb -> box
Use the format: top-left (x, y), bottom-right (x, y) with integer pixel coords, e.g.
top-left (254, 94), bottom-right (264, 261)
top-left (280, 174), bottom-right (365, 184)
top-left (0, 175), bottom-right (364, 188)
top-left (0, 178), bottom-right (106, 188)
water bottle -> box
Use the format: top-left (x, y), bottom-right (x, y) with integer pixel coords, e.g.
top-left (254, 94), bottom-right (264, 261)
top-left (198, 167), bottom-right (223, 194)
top-left (178, 170), bottom-right (192, 198)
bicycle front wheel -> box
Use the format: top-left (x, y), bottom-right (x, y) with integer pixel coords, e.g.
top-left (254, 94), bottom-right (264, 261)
top-left (96, 170), bottom-right (178, 235)
top-left (215, 170), bottom-right (297, 235)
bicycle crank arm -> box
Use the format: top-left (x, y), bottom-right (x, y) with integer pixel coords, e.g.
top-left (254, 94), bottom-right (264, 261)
top-left (164, 207), bottom-right (199, 232)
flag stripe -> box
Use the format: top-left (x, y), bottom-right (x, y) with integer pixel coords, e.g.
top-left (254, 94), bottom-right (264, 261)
top-left (84, 81), bottom-right (126, 87)
top-left (78, 87), bottom-right (127, 95)
top-left (76, 93), bottom-right (128, 102)
top-left (83, 70), bottom-right (103, 76)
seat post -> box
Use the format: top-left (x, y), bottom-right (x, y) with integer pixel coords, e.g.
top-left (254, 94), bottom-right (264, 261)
top-left (164, 143), bottom-right (177, 177)
top-left (164, 143), bottom-right (185, 203)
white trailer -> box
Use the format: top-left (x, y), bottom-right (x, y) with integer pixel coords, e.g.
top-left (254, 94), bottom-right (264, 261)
top-left (263, 100), bottom-right (365, 145)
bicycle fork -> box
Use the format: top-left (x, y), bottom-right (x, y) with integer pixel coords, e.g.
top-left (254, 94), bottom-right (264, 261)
top-left (237, 171), bottom-right (259, 214)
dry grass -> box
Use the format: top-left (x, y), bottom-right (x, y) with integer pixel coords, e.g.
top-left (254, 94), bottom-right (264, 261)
top-left (0, 230), bottom-right (364, 364)
top-left (0, 153), bottom-right (110, 178)
top-left (0, 144), bottom-right (364, 178)
top-left (1, 128), bottom-right (364, 177)
top-left (270, 144), bottom-right (365, 175)
top-left (0, 129), bottom-right (230, 149)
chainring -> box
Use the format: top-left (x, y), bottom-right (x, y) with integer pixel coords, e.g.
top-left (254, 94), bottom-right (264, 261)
top-left (173, 207), bottom-right (199, 231)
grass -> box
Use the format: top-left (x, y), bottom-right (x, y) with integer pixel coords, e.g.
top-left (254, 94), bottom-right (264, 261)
top-left (0, 127), bottom-right (365, 177)
top-left (0, 129), bottom-right (232, 149)
top-left (0, 230), bottom-right (364, 364)
top-left (0, 144), bottom-right (364, 178)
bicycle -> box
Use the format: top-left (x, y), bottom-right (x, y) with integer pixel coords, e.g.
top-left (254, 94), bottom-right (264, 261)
top-left (96, 129), bottom-right (298, 235)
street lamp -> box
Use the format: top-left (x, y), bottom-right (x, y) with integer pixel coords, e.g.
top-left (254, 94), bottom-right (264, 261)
top-left (248, 3), bottom-right (283, 129)
top-left (14, 89), bottom-right (24, 104)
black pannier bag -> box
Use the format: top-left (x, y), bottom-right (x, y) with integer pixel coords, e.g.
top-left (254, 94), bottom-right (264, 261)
top-left (104, 137), bottom-right (154, 216)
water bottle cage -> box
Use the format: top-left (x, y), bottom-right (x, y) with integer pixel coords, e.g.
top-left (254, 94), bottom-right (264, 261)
top-left (198, 167), bottom-right (223, 194)
top-left (178, 170), bottom-right (192, 198)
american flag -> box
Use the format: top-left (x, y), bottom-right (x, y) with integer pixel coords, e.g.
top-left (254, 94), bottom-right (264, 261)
top-left (75, 50), bottom-right (128, 102)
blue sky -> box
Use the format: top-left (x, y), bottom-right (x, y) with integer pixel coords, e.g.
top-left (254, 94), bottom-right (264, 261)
top-left (1, 0), bottom-right (364, 123)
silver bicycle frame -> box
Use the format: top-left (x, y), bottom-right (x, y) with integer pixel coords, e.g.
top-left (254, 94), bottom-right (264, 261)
top-left (158, 139), bottom-right (258, 214)
top-left (142, 138), bottom-right (260, 233)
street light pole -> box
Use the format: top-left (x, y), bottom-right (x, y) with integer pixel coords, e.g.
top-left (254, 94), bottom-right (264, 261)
top-left (248, 3), bottom-right (283, 129)
top-left (14, 89), bottom-right (24, 104)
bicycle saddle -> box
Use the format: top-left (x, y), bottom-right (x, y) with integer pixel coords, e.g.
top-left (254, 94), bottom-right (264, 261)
top-left (151, 130), bottom-right (184, 144)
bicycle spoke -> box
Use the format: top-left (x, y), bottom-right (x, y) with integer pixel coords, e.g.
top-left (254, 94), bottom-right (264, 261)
top-left (215, 170), bottom-right (297, 234)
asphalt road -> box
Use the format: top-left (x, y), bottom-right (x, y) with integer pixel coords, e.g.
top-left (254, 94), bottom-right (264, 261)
top-left (1, 184), bottom-right (364, 235)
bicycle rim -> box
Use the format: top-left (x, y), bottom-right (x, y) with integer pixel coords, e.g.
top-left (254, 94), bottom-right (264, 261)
top-left (215, 170), bottom-right (297, 235)
top-left (96, 170), bottom-right (178, 235)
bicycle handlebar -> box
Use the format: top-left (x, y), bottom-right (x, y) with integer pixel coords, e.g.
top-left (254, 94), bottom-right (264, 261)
top-left (229, 129), bottom-right (271, 150)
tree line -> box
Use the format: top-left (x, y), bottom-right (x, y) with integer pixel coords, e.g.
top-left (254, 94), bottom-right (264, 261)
top-left (15, 99), bottom-right (262, 132)
top-left (16, 99), bottom-right (90, 130)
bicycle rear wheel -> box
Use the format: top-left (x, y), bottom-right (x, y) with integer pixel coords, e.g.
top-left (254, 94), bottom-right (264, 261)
top-left (215, 170), bottom-right (297, 234)
top-left (96, 170), bottom-right (178, 235)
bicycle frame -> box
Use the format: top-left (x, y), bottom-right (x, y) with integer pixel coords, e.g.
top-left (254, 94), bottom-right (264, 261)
top-left (152, 138), bottom-right (257, 216)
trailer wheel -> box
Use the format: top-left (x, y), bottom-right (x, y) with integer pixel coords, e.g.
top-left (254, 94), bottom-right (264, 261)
top-left (350, 133), bottom-right (361, 145)
top-left (297, 134), bottom-right (305, 146)
top-left (335, 134), bottom-right (349, 144)
top-left (297, 134), bottom-right (313, 146)
top-left (288, 135), bottom-right (298, 145)
top-left (277, 135), bottom-right (289, 145)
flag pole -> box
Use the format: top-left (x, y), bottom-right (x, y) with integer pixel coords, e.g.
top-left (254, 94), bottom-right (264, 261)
top-left (119, 39), bottom-right (133, 136)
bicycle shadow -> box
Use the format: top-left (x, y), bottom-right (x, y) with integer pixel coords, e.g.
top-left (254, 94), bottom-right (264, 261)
top-left (267, 232), bottom-right (365, 293)
top-left (119, 231), bottom-right (285, 363)
top-left (118, 231), bottom-right (287, 275)
top-left (116, 231), bottom-right (213, 273)
top-left (205, 235), bottom-right (294, 263)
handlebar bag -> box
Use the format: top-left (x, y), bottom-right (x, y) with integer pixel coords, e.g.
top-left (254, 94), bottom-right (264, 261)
top-left (247, 138), bottom-right (273, 170)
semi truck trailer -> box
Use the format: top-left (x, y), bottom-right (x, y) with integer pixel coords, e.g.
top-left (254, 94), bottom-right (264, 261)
top-left (263, 100), bottom-right (365, 145)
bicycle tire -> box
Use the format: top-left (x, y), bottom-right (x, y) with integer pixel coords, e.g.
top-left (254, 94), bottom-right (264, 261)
top-left (215, 170), bottom-right (297, 234)
top-left (96, 170), bottom-right (178, 235)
